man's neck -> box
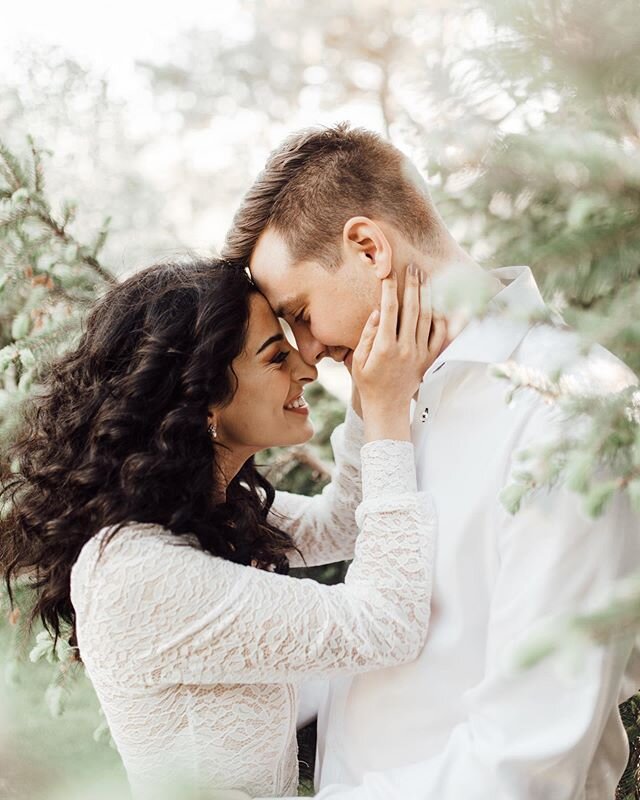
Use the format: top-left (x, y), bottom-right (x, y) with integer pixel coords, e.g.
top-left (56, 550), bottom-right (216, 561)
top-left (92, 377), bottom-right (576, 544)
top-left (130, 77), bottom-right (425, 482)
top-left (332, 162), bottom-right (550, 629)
top-left (420, 252), bottom-right (504, 353)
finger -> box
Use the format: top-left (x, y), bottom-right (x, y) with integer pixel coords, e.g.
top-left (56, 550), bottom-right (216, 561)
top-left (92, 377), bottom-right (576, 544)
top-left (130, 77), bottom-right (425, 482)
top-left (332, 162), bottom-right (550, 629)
top-left (353, 308), bottom-right (380, 368)
top-left (376, 270), bottom-right (399, 347)
top-left (399, 264), bottom-right (420, 347)
top-left (416, 271), bottom-right (434, 348)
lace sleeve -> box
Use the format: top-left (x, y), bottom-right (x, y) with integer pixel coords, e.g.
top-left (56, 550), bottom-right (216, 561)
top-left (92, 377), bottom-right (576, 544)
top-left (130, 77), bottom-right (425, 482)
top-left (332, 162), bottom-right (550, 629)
top-left (270, 406), bottom-right (364, 568)
top-left (71, 439), bottom-right (435, 687)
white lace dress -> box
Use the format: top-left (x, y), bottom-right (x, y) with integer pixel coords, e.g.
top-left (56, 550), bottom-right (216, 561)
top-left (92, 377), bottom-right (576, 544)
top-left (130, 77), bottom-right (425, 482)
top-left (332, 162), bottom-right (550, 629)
top-left (70, 409), bottom-right (436, 799)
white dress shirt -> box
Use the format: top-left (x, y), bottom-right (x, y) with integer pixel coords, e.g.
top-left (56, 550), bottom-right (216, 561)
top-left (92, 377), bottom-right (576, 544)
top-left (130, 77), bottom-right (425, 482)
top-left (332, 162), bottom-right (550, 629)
top-left (307, 266), bottom-right (640, 800)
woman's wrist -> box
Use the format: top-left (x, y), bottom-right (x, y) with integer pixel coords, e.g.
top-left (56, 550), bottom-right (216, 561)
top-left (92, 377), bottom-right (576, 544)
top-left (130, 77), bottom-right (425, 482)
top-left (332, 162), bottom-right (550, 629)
top-left (361, 401), bottom-right (411, 443)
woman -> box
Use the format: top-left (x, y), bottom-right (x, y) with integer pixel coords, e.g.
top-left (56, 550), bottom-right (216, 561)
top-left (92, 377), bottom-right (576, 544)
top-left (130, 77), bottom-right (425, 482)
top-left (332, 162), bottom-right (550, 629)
top-left (1, 258), bottom-right (444, 799)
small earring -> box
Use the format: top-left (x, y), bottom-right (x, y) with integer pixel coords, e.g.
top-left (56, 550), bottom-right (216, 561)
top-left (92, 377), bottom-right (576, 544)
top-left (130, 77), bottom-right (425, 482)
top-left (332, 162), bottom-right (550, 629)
top-left (207, 423), bottom-right (217, 440)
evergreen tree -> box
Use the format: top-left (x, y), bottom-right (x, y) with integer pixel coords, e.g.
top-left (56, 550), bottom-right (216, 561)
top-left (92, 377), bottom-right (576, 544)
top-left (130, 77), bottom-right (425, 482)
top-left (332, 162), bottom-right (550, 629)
top-left (0, 139), bottom-right (115, 460)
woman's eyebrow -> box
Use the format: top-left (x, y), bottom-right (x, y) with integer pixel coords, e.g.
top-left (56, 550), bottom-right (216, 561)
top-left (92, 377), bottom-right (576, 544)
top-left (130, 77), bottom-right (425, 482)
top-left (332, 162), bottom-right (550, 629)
top-left (256, 333), bottom-right (285, 355)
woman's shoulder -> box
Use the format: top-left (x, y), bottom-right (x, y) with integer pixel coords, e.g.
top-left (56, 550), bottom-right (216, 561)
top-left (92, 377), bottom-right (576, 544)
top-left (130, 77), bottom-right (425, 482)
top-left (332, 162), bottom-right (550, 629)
top-left (70, 521), bottom-right (207, 612)
top-left (72, 522), bottom-right (200, 584)
top-left (76, 520), bottom-right (167, 556)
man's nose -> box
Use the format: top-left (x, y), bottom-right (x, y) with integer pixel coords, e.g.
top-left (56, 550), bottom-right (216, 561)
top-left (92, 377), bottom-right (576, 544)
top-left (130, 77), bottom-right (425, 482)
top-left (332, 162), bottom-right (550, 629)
top-left (293, 325), bottom-right (326, 365)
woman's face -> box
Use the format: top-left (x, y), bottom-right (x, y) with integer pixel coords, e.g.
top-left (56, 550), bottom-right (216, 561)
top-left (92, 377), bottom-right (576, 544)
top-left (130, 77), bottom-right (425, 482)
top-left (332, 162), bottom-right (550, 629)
top-left (213, 292), bottom-right (318, 455)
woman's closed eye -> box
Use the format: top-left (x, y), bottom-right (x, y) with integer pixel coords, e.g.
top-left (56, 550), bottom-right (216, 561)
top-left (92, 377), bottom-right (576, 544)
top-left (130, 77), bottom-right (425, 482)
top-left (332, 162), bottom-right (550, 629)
top-left (271, 350), bottom-right (290, 365)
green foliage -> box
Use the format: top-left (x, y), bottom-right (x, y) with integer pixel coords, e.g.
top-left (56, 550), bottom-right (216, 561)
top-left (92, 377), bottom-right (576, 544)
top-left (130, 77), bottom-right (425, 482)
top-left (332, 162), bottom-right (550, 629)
top-left (620, 695), bottom-right (640, 800)
top-left (493, 364), bottom-right (639, 518)
top-left (0, 138), bottom-right (116, 460)
top-left (417, 0), bottom-right (640, 376)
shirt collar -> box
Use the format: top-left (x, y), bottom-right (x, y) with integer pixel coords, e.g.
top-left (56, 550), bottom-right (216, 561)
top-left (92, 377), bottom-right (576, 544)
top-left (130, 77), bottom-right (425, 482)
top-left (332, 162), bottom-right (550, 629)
top-left (427, 266), bottom-right (547, 373)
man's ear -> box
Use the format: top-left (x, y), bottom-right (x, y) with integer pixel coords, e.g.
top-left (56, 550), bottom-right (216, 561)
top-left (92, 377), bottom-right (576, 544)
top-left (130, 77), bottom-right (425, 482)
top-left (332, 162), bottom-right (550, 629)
top-left (343, 216), bottom-right (393, 279)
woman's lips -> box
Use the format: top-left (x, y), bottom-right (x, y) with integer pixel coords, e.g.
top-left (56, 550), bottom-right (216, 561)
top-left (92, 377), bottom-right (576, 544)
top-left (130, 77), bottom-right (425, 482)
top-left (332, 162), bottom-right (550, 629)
top-left (284, 394), bottom-right (310, 416)
top-left (285, 405), bottom-right (309, 416)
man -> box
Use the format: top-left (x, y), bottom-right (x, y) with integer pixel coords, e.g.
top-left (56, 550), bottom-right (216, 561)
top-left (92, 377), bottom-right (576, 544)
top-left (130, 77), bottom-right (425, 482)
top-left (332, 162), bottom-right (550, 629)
top-left (222, 124), bottom-right (639, 799)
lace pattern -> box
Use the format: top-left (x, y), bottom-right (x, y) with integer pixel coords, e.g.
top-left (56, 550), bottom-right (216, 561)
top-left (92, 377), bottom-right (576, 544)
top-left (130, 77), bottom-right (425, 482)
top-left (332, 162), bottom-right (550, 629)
top-left (70, 415), bottom-right (435, 798)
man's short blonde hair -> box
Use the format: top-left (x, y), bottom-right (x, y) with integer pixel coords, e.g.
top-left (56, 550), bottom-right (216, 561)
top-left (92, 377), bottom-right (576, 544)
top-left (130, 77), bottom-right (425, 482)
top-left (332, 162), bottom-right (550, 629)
top-left (223, 123), bottom-right (443, 269)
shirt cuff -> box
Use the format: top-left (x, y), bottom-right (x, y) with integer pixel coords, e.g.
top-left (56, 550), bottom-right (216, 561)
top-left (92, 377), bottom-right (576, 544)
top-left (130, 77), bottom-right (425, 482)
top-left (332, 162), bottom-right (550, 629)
top-left (361, 439), bottom-right (417, 499)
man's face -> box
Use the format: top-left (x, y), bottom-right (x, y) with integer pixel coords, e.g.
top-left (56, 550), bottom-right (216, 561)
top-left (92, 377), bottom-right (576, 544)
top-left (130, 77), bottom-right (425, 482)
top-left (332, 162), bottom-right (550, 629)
top-left (250, 227), bottom-right (378, 366)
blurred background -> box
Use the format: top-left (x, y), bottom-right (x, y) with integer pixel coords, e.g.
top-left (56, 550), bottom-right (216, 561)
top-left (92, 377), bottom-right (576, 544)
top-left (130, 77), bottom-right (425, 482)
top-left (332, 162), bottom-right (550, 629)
top-left (1, 0), bottom-right (639, 797)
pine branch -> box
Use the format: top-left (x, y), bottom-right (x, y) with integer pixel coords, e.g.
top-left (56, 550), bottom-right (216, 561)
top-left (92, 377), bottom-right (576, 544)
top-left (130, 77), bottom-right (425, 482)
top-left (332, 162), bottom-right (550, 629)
top-left (0, 140), bottom-right (27, 191)
top-left (33, 207), bottom-right (115, 285)
top-left (28, 135), bottom-right (45, 194)
top-left (0, 138), bottom-right (116, 286)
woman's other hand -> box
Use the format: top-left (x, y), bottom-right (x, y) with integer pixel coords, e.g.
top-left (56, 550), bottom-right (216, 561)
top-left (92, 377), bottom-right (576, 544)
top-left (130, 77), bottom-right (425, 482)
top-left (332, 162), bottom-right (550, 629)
top-left (351, 265), bottom-right (446, 443)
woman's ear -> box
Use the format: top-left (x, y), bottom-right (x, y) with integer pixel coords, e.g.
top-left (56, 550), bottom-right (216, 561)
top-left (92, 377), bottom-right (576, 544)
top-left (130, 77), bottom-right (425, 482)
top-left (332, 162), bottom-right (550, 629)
top-left (207, 408), bottom-right (219, 436)
top-left (343, 216), bottom-right (393, 279)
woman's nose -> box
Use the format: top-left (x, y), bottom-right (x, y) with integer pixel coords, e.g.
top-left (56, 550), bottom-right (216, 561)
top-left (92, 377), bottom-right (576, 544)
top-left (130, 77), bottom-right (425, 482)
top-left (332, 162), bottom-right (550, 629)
top-left (290, 348), bottom-right (318, 383)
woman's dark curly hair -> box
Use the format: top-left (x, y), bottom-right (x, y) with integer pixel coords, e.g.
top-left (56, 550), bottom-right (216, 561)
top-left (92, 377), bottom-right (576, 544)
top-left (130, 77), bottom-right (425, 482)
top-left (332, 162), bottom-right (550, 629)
top-left (0, 258), bottom-right (298, 654)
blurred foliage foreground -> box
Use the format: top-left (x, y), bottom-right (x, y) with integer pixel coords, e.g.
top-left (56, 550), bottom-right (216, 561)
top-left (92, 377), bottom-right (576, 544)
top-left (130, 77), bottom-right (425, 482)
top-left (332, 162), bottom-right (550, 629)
top-left (1, 0), bottom-right (640, 795)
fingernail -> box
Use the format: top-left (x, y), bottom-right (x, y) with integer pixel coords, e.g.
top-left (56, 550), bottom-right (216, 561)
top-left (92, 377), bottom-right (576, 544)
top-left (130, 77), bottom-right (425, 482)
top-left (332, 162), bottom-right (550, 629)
top-left (408, 263), bottom-right (417, 277)
top-left (370, 309), bottom-right (380, 324)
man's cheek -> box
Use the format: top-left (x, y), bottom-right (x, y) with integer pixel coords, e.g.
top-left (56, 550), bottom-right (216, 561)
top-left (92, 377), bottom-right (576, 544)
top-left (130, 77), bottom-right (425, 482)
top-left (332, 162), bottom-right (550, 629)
top-left (314, 317), bottom-right (351, 350)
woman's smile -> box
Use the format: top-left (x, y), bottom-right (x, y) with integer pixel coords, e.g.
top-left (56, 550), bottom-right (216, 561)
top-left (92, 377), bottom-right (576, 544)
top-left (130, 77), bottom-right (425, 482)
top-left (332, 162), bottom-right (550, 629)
top-left (213, 293), bottom-right (317, 458)
top-left (284, 392), bottom-right (309, 416)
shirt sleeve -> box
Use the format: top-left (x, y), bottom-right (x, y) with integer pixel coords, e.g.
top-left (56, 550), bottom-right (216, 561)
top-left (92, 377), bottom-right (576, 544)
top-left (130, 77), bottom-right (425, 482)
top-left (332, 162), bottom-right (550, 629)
top-left (297, 677), bottom-right (328, 730)
top-left (72, 438), bottom-right (435, 688)
top-left (302, 408), bottom-right (640, 800)
top-left (269, 405), bottom-right (364, 567)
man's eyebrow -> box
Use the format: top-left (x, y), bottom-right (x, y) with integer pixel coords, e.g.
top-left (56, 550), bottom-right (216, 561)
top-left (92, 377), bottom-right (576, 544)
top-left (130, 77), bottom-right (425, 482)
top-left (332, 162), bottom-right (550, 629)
top-left (275, 296), bottom-right (302, 319)
top-left (256, 333), bottom-right (285, 356)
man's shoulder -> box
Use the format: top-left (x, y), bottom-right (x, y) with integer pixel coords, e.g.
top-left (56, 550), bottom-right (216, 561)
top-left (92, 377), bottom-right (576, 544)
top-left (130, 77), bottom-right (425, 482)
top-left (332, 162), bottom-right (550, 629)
top-left (514, 322), bottom-right (636, 396)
